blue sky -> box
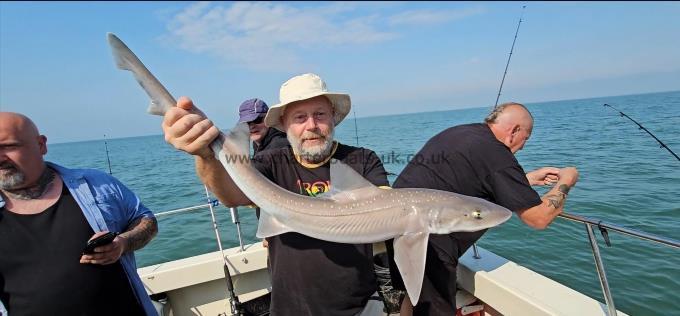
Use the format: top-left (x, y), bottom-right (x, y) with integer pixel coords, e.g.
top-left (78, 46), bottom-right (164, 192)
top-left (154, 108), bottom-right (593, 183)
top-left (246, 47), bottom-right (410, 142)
top-left (1, 1), bottom-right (679, 143)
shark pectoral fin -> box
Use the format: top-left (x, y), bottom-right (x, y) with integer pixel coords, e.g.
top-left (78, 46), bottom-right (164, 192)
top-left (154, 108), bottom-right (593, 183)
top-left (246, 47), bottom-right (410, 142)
top-left (256, 211), bottom-right (292, 238)
top-left (327, 158), bottom-right (383, 197)
top-left (393, 232), bottom-right (430, 305)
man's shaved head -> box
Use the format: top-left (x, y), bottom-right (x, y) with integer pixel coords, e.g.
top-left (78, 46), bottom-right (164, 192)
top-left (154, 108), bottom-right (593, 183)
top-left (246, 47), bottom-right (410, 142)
top-left (485, 102), bottom-right (534, 154)
top-left (0, 112), bottom-right (48, 190)
top-left (484, 102), bottom-right (533, 127)
top-left (0, 112), bottom-right (41, 139)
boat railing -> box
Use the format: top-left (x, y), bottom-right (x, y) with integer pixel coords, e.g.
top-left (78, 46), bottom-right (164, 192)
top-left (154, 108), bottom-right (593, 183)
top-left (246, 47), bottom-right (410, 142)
top-left (471, 211), bottom-right (679, 316)
top-left (155, 203), bottom-right (679, 316)
top-left (155, 201), bottom-right (247, 252)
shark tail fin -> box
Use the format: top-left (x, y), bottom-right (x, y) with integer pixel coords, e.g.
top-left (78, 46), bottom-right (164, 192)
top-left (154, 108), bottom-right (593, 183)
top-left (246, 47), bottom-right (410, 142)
top-left (107, 32), bottom-right (175, 116)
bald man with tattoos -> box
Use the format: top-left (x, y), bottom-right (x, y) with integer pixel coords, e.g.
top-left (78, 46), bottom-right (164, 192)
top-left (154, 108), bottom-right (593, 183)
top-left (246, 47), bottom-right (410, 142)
top-left (388, 102), bottom-right (579, 315)
top-left (0, 112), bottom-right (159, 316)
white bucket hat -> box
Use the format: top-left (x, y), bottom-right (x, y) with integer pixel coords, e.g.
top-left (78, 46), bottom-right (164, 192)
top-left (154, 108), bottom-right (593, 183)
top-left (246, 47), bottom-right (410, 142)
top-left (264, 73), bottom-right (351, 131)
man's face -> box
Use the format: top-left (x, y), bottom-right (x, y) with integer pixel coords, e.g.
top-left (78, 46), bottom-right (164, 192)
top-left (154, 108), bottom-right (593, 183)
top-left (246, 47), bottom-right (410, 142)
top-left (282, 96), bottom-right (335, 163)
top-left (0, 115), bottom-right (47, 190)
top-left (248, 116), bottom-right (268, 144)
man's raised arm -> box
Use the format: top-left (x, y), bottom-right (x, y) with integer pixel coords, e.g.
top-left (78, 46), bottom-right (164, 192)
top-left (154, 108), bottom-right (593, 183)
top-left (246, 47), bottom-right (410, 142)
top-left (162, 97), bottom-right (251, 207)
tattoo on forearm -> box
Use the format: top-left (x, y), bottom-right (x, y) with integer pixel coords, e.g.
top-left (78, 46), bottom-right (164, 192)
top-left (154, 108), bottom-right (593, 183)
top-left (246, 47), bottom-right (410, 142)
top-left (120, 217), bottom-right (158, 252)
top-left (4, 167), bottom-right (56, 200)
top-left (545, 191), bottom-right (567, 209)
top-left (558, 184), bottom-right (570, 195)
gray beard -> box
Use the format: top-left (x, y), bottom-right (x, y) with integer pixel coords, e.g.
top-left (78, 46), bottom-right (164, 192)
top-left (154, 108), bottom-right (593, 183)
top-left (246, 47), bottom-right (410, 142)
top-left (0, 168), bottom-right (25, 190)
top-left (0, 166), bottom-right (55, 200)
top-left (288, 129), bottom-right (335, 164)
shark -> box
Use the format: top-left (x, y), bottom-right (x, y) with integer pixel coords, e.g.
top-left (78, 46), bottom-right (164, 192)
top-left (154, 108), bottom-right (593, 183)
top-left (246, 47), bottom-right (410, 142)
top-left (107, 32), bottom-right (513, 304)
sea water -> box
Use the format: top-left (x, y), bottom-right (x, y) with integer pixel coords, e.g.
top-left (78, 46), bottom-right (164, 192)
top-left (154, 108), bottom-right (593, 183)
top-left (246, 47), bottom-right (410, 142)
top-left (46, 90), bottom-right (680, 315)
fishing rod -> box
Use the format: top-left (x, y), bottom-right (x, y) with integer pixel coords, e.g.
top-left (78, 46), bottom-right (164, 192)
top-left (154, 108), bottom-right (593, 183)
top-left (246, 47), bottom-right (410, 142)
top-left (104, 134), bottom-right (113, 175)
top-left (494, 5), bottom-right (526, 108)
top-left (603, 103), bottom-right (679, 162)
top-left (203, 186), bottom-right (245, 316)
top-left (353, 111), bottom-right (359, 147)
top-left (475, 4), bottom-right (527, 259)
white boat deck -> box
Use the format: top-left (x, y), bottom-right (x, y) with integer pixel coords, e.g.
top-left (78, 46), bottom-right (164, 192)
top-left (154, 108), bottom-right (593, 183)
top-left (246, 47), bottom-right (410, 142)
top-left (137, 243), bottom-right (628, 316)
top-left (457, 247), bottom-right (627, 316)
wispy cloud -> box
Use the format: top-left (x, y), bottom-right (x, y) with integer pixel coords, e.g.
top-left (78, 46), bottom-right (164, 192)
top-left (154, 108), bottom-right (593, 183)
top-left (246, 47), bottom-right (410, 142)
top-left (163, 2), bottom-right (394, 71)
top-left (163, 2), bottom-right (482, 72)
top-left (387, 7), bottom-right (485, 26)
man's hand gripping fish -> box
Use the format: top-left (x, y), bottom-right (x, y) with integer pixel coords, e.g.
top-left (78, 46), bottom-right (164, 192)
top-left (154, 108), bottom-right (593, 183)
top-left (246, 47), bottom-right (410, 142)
top-left (107, 33), bottom-right (513, 303)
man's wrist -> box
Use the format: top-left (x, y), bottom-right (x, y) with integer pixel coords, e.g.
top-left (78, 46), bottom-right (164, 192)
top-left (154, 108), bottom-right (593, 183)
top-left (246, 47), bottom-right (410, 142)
top-left (196, 152), bottom-right (221, 168)
top-left (117, 234), bottom-right (130, 253)
top-left (557, 184), bottom-right (570, 196)
top-left (197, 150), bottom-right (216, 161)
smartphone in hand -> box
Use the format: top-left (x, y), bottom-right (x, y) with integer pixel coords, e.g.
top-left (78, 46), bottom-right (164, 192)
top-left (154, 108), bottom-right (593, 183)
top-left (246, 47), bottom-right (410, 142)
top-left (82, 232), bottom-right (119, 254)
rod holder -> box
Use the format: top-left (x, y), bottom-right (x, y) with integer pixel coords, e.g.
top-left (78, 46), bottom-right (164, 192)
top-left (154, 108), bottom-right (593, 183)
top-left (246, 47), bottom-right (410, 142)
top-left (586, 223), bottom-right (617, 316)
top-left (230, 207), bottom-right (245, 252)
top-left (472, 243), bottom-right (481, 259)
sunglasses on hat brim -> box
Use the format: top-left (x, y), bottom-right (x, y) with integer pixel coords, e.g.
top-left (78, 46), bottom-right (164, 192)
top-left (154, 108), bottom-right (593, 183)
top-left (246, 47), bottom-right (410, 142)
top-left (249, 116), bottom-right (265, 125)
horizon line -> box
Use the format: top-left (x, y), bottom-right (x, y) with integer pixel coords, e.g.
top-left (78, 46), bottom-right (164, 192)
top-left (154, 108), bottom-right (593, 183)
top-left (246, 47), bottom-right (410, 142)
top-left (49, 89), bottom-right (679, 145)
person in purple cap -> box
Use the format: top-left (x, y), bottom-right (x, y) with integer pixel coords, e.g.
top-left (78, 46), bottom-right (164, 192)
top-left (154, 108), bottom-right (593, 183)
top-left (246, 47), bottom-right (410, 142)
top-left (238, 98), bottom-right (288, 155)
top-left (238, 98), bottom-right (289, 224)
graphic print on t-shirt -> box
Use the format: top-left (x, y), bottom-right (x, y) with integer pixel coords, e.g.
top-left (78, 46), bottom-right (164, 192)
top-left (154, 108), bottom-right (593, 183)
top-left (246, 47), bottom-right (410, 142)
top-left (296, 179), bottom-right (330, 197)
top-left (250, 143), bottom-right (389, 315)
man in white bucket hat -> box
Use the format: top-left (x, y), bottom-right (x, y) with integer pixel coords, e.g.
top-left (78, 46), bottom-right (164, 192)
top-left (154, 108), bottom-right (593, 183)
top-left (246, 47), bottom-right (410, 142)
top-left (162, 73), bottom-right (389, 316)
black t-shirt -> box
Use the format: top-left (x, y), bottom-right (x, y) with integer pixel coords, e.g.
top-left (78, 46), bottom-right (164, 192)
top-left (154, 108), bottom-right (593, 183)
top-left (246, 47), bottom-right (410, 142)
top-left (253, 128), bottom-right (289, 155)
top-left (252, 128), bottom-right (290, 219)
top-left (252, 143), bottom-right (388, 316)
top-left (394, 123), bottom-right (542, 253)
top-left (0, 185), bottom-right (144, 316)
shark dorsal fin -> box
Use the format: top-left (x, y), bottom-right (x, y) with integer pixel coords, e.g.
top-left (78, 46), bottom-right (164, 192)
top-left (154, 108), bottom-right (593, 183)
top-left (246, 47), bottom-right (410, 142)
top-left (318, 159), bottom-right (383, 202)
top-left (329, 158), bottom-right (380, 191)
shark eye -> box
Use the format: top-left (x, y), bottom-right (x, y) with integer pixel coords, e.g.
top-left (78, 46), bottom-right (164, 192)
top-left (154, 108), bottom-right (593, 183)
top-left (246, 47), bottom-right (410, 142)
top-left (472, 210), bottom-right (483, 220)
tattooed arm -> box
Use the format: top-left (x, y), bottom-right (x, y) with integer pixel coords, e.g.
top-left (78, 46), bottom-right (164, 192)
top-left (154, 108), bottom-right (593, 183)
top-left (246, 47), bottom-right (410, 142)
top-left (119, 216), bottom-right (158, 252)
top-left (517, 167), bottom-right (579, 229)
top-left (80, 217), bottom-right (158, 265)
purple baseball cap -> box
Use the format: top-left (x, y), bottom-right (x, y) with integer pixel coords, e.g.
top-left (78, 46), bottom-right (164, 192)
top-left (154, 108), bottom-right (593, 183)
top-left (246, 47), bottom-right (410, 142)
top-left (238, 98), bottom-right (269, 123)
